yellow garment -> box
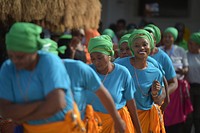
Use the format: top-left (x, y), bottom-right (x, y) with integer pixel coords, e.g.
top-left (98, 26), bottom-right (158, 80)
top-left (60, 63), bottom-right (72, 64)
top-left (137, 104), bottom-right (165, 133)
top-left (95, 106), bottom-right (135, 133)
top-left (23, 103), bottom-right (86, 133)
top-left (83, 105), bottom-right (102, 133)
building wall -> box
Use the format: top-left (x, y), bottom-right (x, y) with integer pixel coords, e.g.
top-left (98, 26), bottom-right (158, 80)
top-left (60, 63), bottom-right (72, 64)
top-left (101, 0), bottom-right (200, 33)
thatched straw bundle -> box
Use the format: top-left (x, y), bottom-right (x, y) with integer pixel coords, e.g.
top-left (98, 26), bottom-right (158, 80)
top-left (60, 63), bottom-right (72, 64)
top-left (0, 0), bottom-right (21, 22)
top-left (21, 0), bottom-right (47, 21)
top-left (0, 0), bottom-right (102, 33)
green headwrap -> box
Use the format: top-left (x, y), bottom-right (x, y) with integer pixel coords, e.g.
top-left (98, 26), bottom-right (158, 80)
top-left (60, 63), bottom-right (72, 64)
top-left (6, 22), bottom-right (46, 53)
top-left (190, 32), bottom-right (200, 45)
top-left (145, 24), bottom-right (161, 44)
top-left (60, 34), bottom-right (72, 39)
top-left (128, 29), bottom-right (154, 54)
top-left (88, 35), bottom-right (114, 56)
top-left (102, 29), bottom-right (115, 39)
top-left (164, 27), bottom-right (178, 41)
top-left (118, 34), bottom-right (131, 48)
top-left (42, 38), bottom-right (67, 55)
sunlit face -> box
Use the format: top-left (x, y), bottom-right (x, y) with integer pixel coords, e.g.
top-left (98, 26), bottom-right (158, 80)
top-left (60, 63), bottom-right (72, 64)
top-left (7, 51), bottom-right (38, 70)
top-left (90, 52), bottom-right (110, 72)
top-left (163, 33), bottom-right (175, 47)
top-left (131, 38), bottom-right (150, 58)
top-left (188, 40), bottom-right (200, 53)
top-left (119, 42), bottom-right (132, 58)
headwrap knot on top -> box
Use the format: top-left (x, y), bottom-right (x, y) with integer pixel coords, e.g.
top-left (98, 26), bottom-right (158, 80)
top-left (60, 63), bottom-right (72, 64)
top-left (102, 29), bottom-right (115, 39)
top-left (42, 38), bottom-right (67, 55)
top-left (190, 32), bottom-right (200, 45)
top-left (164, 27), bottom-right (178, 41)
top-left (144, 24), bottom-right (161, 44)
top-left (118, 34), bottom-right (131, 49)
top-left (88, 35), bottom-right (114, 56)
top-left (128, 29), bottom-right (154, 55)
top-left (6, 22), bottom-right (46, 53)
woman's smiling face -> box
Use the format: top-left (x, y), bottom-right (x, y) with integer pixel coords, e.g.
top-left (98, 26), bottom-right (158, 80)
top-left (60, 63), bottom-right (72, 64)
top-left (131, 37), bottom-right (150, 58)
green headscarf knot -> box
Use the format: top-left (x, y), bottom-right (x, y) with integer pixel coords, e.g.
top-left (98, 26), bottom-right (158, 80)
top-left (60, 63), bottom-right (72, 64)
top-left (190, 32), bottom-right (200, 45)
top-left (88, 35), bottom-right (114, 56)
top-left (102, 29), bottom-right (115, 39)
top-left (145, 24), bottom-right (161, 44)
top-left (118, 34), bottom-right (131, 49)
top-left (42, 38), bottom-right (67, 55)
top-left (164, 27), bottom-right (178, 41)
top-left (6, 22), bottom-right (46, 53)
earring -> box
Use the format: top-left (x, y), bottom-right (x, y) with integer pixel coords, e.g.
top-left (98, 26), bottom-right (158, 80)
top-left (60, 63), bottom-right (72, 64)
top-left (109, 56), bottom-right (111, 61)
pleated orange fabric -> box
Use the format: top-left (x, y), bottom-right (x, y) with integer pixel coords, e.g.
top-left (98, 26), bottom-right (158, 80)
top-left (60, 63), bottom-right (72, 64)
top-left (23, 103), bottom-right (86, 133)
top-left (83, 104), bottom-right (102, 133)
top-left (95, 106), bottom-right (135, 133)
top-left (137, 104), bottom-right (165, 133)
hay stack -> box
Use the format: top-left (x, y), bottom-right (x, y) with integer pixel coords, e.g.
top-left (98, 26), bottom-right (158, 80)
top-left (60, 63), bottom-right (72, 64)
top-left (0, 0), bottom-right (21, 23)
top-left (0, 0), bottom-right (102, 33)
top-left (21, 0), bottom-right (47, 21)
top-left (84, 0), bottom-right (101, 29)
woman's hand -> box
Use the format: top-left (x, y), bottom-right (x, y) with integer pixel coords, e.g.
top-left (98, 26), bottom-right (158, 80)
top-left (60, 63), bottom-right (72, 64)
top-left (151, 80), bottom-right (161, 97)
top-left (114, 116), bottom-right (126, 133)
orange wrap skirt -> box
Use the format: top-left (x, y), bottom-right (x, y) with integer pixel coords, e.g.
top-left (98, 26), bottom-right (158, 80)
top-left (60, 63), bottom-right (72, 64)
top-left (23, 103), bottom-right (86, 133)
top-left (137, 104), bottom-right (165, 133)
top-left (95, 106), bottom-right (135, 133)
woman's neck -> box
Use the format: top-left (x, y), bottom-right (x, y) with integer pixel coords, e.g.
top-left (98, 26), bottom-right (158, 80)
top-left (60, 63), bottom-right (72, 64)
top-left (26, 54), bottom-right (39, 71)
top-left (97, 62), bottom-right (114, 75)
top-left (131, 57), bottom-right (147, 69)
top-left (164, 44), bottom-right (173, 50)
top-left (150, 47), bottom-right (158, 56)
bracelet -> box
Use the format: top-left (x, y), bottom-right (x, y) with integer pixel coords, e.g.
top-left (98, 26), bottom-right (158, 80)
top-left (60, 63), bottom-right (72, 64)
top-left (151, 92), bottom-right (158, 97)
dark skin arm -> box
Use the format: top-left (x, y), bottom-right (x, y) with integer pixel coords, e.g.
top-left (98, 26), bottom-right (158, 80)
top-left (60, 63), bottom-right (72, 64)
top-left (151, 80), bottom-right (166, 106)
top-left (168, 77), bottom-right (178, 95)
top-left (160, 77), bottom-right (169, 112)
top-left (0, 99), bottom-right (42, 121)
top-left (18, 89), bottom-right (66, 123)
top-left (126, 99), bottom-right (142, 133)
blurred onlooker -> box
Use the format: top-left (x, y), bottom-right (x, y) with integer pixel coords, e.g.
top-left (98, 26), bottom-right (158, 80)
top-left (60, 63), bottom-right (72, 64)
top-left (102, 28), bottom-right (118, 45)
top-left (175, 22), bottom-right (188, 51)
top-left (57, 33), bottom-right (86, 63)
top-left (70, 36), bottom-right (86, 63)
top-left (71, 29), bottom-right (86, 46)
top-left (116, 19), bottom-right (127, 40)
top-left (184, 32), bottom-right (200, 133)
top-left (161, 27), bottom-right (190, 133)
top-left (57, 34), bottom-right (72, 59)
top-left (126, 23), bottom-right (138, 34)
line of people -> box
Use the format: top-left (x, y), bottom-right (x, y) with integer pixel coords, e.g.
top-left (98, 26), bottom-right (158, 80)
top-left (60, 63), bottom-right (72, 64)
top-left (0, 21), bottom-right (199, 133)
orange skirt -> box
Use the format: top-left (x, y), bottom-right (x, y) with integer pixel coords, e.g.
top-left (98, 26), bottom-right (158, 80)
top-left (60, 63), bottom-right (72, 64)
top-left (83, 105), bottom-right (102, 133)
top-left (95, 106), bottom-right (135, 133)
top-left (137, 104), bottom-right (165, 133)
top-left (23, 103), bottom-right (86, 133)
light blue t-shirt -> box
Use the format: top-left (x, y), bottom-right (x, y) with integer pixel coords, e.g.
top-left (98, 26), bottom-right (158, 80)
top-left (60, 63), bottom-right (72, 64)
top-left (63, 59), bottom-right (102, 118)
top-left (0, 51), bottom-right (73, 125)
top-left (87, 63), bottom-right (136, 113)
top-left (115, 56), bottom-right (164, 110)
top-left (151, 48), bottom-right (176, 80)
top-left (115, 56), bottom-right (165, 76)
